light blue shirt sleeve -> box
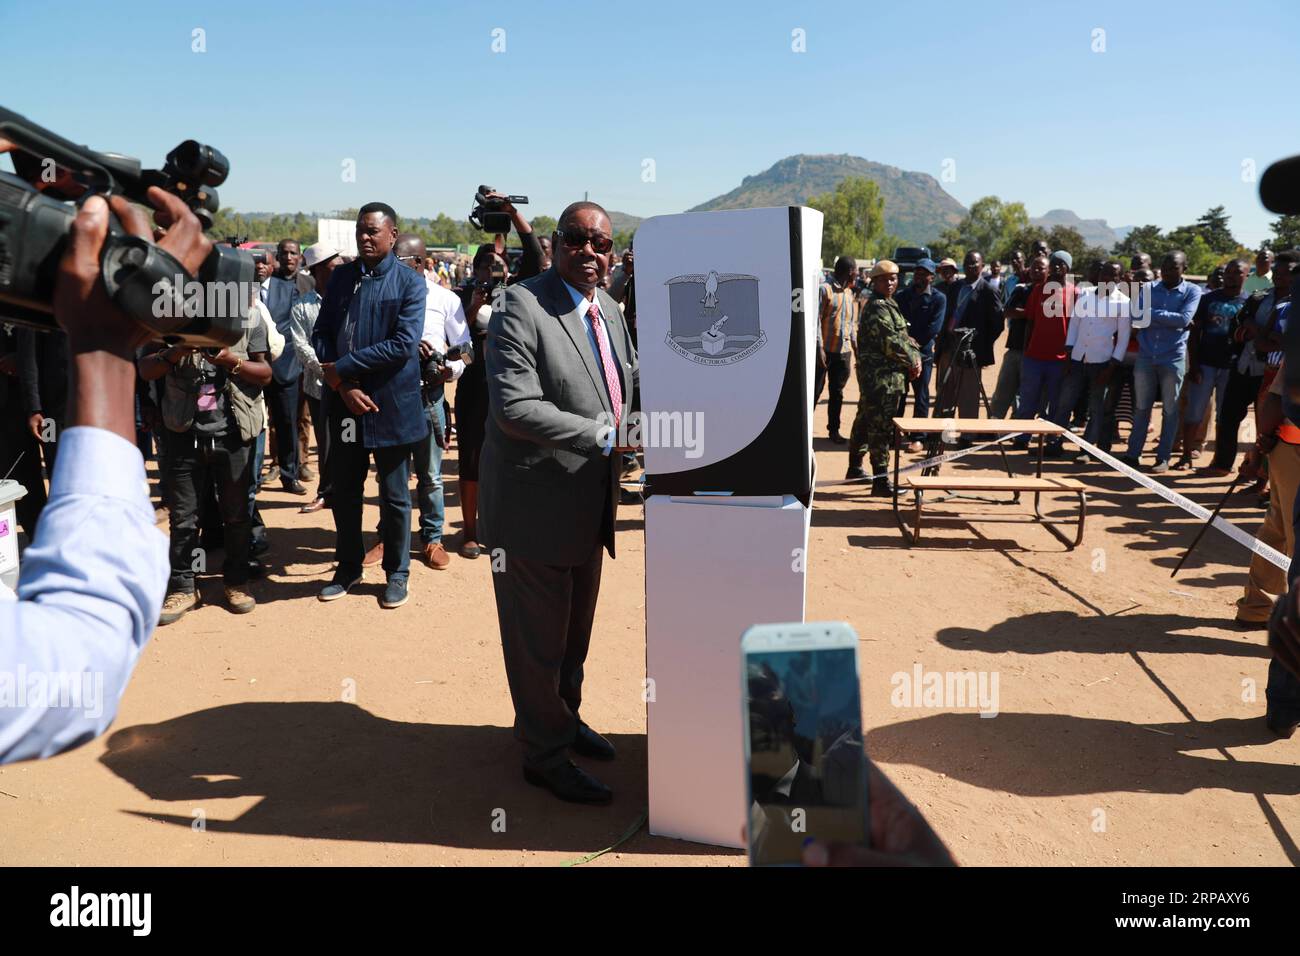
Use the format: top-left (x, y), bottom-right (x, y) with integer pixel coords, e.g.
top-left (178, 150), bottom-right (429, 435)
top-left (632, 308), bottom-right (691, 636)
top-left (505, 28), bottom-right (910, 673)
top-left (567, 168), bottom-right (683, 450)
top-left (0, 427), bottom-right (168, 764)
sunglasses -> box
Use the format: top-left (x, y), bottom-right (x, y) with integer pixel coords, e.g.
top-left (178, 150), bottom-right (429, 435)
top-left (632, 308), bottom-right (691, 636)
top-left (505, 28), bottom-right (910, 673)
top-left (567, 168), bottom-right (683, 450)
top-left (555, 228), bottom-right (613, 255)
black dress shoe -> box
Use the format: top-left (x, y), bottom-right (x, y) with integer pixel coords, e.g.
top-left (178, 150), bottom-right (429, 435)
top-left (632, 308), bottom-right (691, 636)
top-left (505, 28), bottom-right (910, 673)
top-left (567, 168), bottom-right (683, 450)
top-left (828, 431), bottom-right (847, 444)
top-left (1266, 714), bottom-right (1299, 739)
top-left (572, 722), bottom-right (616, 761)
top-left (282, 479), bottom-right (309, 495)
top-left (523, 760), bottom-right (613, 804)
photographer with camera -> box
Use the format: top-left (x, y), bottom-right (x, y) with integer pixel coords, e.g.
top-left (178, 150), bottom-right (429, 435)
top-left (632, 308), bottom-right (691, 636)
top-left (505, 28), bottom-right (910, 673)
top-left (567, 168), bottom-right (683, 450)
top-left (0, 189), bottom-right (205, 763)
top-left (138, 279), bottom-right (273, 625)
top-left (454, 190), bottom-right (542, 559)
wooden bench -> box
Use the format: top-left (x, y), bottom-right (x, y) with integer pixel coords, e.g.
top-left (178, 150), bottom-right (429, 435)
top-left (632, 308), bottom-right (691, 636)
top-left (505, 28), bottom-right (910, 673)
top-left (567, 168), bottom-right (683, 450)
top-left (898, 475), bottom-right (1088, 549)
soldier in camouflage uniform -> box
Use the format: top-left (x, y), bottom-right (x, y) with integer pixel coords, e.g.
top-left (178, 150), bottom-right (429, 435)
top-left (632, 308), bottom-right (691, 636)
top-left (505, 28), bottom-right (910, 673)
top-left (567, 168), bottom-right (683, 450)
top-left (847, 260), bottom-right (921, 496)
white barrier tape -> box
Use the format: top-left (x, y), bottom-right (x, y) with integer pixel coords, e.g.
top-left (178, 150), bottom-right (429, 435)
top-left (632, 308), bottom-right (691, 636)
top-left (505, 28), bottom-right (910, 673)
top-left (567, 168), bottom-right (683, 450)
top-left (1062, 427), bottom-right (1289, 572)
top-left (814, 433), bottom-right (1026, 488)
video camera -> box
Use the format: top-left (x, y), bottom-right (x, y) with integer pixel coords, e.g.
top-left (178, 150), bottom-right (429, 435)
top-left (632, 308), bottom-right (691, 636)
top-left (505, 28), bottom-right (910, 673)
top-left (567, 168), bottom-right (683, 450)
top-left (0, 106), bottom-right (252, 348)
top-left (468, 185), bottom-right (527, 234)
top-left (947, 325), bottom-right (979, 370)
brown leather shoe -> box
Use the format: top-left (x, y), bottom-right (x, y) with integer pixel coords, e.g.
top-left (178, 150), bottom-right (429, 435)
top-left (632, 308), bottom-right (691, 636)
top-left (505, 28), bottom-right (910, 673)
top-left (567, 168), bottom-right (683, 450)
top-left (363, 540), bottom-right (385, 567)
top-left (422, 541), bottom-right (450, 570)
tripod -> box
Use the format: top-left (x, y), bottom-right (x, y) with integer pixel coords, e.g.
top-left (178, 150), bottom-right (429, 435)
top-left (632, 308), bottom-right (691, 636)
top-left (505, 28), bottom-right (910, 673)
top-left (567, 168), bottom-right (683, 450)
top-left (920, 339), bottom-right (1019, 502)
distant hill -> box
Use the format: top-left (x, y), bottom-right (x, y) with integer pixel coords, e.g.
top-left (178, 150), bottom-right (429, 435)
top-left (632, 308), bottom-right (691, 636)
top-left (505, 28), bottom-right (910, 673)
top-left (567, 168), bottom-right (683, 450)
top-left (1029, 208), bottom-right (1121, 251)
top-left (686, 154), bottom-right (966, 243)
top-left (606, 210), bottom-right (643, 234)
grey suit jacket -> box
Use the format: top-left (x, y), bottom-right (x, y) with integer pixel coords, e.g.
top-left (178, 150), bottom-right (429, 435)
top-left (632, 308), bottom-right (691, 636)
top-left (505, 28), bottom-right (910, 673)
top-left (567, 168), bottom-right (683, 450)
top-left (480, 267), bottom-right (639, 566)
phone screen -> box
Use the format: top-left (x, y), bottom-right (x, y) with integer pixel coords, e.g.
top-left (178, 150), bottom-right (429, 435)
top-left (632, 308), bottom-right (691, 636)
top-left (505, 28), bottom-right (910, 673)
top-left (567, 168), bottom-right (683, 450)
top-left (744, 644), bottom-right (867, 866)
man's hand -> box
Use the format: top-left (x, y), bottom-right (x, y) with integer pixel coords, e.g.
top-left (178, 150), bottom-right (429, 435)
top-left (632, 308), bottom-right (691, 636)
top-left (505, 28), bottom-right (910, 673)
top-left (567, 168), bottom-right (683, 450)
top-left (1239, 447), bottom-right (1264, 482)
top-left (418, 340), bottom-right (435, 362)
top-left (207, 348), bottom-right (238, 371)
top-left (339, 385), bottom-right (378, 416)
top-left (1270, 579), bottom-right (1300, 681)
top-left (1191, 367), bottom-right (1203, 385)
top-left (27, 412), bottom-right (45, 441)
top-left (0, 353), bottom-right (16, 377)
top-left (909, 360), bottom-right (922, 380)
top-left (321, 362), bottom-right (343, 390)
top-left (801, 760), bottom-right (956, 867)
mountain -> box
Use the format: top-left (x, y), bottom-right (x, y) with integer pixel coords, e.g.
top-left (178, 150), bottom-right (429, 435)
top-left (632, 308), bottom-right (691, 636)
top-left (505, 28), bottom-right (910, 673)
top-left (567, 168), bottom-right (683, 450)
top-left (606, 210), bottom-right (643, 234)
top-left (1029, 208), bottom-right (1120, 251)
top-left (686, 154), bottom-right (966, 243)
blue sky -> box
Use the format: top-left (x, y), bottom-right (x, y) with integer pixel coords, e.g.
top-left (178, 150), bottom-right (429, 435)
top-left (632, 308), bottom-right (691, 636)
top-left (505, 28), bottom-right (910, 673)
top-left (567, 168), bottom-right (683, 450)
top-left (2, 0), bottom-right (1294, 245)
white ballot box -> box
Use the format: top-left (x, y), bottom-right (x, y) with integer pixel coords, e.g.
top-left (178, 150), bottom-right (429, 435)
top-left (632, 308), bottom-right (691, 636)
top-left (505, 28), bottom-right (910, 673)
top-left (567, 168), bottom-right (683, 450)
top-left (634, 207), bottom-right (821, 845)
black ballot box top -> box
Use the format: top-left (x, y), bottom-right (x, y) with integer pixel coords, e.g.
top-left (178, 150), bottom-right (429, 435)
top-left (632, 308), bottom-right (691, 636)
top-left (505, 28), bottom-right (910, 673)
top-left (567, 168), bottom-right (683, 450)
top-left (632, 206), bottom-right (822, 503)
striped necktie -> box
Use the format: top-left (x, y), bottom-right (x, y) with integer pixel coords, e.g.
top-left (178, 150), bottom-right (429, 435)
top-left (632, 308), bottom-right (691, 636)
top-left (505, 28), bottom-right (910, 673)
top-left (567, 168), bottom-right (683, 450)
top-left (588, 302), bottom-right (622, 428)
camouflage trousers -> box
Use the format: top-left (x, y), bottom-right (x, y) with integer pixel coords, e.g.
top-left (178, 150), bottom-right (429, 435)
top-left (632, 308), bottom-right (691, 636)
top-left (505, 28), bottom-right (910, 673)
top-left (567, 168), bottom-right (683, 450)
top-left (849, 381), bottom-right (906, 475)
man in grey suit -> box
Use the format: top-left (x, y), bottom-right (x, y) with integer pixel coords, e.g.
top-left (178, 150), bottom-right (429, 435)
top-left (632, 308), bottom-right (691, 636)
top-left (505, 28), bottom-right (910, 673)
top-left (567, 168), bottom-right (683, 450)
top-left (482, 202), bottom-right (638, 804)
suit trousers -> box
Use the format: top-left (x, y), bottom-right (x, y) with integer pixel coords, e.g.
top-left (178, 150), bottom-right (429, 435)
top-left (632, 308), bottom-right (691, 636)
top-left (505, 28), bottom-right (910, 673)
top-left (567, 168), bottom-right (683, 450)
top-left (491, 539), bottom-right (604, 769)
top-left (264, 378), bottom-right (300, 484)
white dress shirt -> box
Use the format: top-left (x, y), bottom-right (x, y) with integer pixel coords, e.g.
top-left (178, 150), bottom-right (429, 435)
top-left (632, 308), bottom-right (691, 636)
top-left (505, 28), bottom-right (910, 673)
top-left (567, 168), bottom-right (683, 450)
top-left (421, 277), bottom-right (471, 381)
top-left (1, 428), bottom-right (168, 763)
top-left (1066, 285), bottom-right (1133, 364)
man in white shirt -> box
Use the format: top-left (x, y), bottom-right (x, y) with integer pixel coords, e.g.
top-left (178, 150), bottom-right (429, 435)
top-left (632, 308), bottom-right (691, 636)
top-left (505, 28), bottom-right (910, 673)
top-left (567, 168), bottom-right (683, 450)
top-left (394, 234), bottom-right (471, 569)
top-left (1057, 260), bottom-right (1133, 462)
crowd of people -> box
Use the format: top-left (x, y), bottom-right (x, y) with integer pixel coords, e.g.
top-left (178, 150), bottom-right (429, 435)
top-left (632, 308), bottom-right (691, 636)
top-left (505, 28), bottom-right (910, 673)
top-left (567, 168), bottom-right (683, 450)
top-left (821, 242), bottom-right (1300, 735)
top-left (0, 193), bottom-right (639, 624)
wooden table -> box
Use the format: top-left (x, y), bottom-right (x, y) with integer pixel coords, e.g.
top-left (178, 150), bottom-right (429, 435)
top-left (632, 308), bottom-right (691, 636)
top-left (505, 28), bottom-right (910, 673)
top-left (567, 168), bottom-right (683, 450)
top-left (888, 417), bottom-right (1088, 549)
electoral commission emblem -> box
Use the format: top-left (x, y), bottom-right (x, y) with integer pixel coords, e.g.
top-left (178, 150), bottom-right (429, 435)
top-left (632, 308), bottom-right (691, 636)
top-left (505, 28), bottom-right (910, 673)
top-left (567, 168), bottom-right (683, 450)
top-left (665, 270), bottom-right (765, 366)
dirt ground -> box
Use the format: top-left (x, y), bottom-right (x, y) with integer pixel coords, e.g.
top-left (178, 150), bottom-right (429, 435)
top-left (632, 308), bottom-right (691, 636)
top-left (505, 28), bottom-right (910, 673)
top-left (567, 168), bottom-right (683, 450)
top-left (2, 361), bottom-right (1298, 868)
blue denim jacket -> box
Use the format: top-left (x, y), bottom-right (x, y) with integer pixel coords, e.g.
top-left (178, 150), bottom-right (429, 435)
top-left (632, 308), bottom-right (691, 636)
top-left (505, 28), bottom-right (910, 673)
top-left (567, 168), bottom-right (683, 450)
top-left (312, 251), bottom-right (429, 449)
top-left (1135, 279), bottom-right (1202, 365)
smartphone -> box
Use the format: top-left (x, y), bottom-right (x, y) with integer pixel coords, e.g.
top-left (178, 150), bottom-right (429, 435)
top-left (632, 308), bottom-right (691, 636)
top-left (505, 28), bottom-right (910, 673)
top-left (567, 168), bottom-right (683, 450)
top-left (741, 621), bottom-right (869, 866)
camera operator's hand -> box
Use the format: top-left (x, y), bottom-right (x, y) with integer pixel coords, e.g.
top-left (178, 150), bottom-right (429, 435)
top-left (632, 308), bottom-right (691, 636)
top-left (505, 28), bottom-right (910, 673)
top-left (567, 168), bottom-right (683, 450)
top-left (27, 412), bottom-right (45, 441)
top-left (53, 192), bottom-right (207, 443)
top-left (340, 385), bottom-right (379, 417)
top-left (468, 284), bottom-right (492, 318)
top-left (483, 190), bottom-right (530, 234)
top-left (418, 340), bottom-right (435, 362)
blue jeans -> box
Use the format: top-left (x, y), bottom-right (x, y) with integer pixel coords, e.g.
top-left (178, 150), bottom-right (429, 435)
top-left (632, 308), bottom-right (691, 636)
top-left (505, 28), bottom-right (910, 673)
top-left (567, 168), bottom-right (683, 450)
top-left (910, 353), bottom-right (935, 422)
top-left (1183, 364), bottom-right (1230, 426)
top-left (329, 410), bottom-right (413, 583)
top-left (1127, 354), bottom-right (1186, 463)
top-left (413, 401), bottom-right (446, 544)
top-left (1015, 356), bottom-right (1067, 421)
top-left (1056, 360), bottom-right (1113, 444)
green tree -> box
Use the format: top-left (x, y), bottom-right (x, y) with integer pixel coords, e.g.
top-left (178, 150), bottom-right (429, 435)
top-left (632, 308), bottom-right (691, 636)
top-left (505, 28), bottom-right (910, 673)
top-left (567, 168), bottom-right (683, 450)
top-left (1269, 214), bottom-right (1300, 250)
top-left (807, 177), bottom-right (886, 263)
top-left (1194, 205), bottom-right (1237, 254)
top-left (935, 196), bottom-right (1029, 263)
top-left (1112, 224), bottom-right (1166, 262)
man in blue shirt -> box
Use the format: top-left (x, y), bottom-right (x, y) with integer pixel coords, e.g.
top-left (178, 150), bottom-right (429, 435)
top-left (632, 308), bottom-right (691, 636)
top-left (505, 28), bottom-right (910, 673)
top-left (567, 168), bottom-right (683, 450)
top-left (894, 258), bottom-right (946, 450)
top-left (1, 190), bottom-right (196, 764)
top-left (313, 202), bottom-right (428, 610)
top-left (1123, 251), bottom-right (1202, 472)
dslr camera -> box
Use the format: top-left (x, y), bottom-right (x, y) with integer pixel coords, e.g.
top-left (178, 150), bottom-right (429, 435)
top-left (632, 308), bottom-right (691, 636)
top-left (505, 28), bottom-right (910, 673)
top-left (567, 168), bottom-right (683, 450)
top-left (468, 185), bottom-right (527, 234)
top-left (0, 106), bottom-right (253, 348)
